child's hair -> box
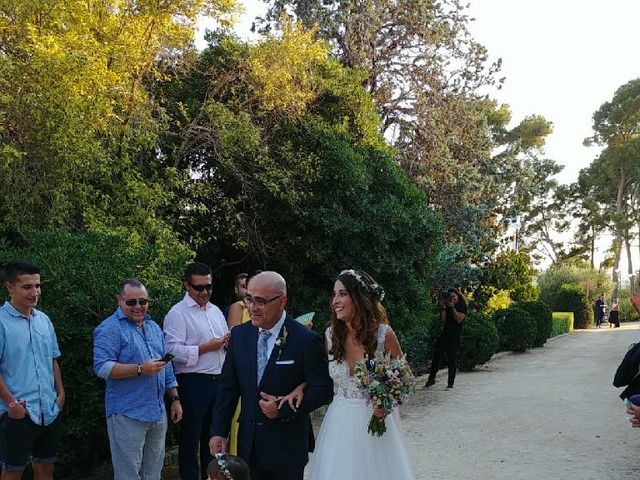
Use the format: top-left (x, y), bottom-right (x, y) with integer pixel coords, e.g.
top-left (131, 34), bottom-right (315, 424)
top-left (207, 453), bottom-right (251, 480)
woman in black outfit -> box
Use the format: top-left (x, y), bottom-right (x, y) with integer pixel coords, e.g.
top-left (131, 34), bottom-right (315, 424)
top-left (424, 287), bottom-right (468, 389)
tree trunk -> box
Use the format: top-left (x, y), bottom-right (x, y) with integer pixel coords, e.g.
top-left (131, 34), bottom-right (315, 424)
top-left (612, 166), bottom-right (627, 300)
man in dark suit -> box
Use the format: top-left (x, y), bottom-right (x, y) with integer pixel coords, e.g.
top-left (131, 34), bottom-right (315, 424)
top-left (209, 271), bottom-right (333, 480)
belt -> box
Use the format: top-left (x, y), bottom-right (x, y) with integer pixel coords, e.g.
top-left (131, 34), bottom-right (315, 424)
top-left (177, 372), bottom-right (221, 380)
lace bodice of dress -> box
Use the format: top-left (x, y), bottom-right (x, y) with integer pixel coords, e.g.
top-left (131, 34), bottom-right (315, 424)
top-left (325, 324), bottom-right (390, 399)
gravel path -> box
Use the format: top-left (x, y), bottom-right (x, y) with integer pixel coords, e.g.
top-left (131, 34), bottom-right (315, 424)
top-left (399, 323), bottom-right (640, 480)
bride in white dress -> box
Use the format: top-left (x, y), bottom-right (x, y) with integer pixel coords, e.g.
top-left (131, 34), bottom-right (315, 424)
top-left (307, 269), bottom-right (415, 480)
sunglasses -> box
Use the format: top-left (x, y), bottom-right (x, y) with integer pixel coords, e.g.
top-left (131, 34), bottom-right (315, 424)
top-left (124, 298), bottom-right (149, 307)
top-left (188, 282), bottom-right (213, 292)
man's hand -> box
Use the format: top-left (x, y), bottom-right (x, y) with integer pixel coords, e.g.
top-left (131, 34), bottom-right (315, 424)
top-left (259, 392), bottom-right (280, 419)
top-left (170, 400), bottom-right (183, 424)
top-left (140, 360), bottom-right (167, 376)
top-left (209, 435), bottom-right (227, 455)
top-left (200, 334), bottom-right (230, 355)
top-left (55, 391), bottom-right (66, 411)
top-left (8, 401), bottom-right (27, 420)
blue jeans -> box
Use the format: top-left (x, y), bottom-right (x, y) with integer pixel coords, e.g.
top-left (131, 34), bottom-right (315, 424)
top-left (106, 413), bottom-right (167, 480)
top-left (176, 373), bottom-right (219, 480)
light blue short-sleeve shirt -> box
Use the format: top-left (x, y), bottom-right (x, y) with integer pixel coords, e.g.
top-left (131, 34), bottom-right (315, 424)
top-left (0, 301), bottom-right (61, 425)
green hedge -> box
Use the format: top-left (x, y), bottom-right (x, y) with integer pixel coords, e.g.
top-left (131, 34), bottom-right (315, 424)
top-left (458, 311), bottom-right (499, 371)
top-left (551, 311), bottom-right (574, 337)
top-left (519, 301), bottom-right (553, 347)
top-left (0, 229), bottom-right (191, 477)
top-left (553, 284), bottom-right (592, 329)
top-left (494, 305), bottom-right (536, 352)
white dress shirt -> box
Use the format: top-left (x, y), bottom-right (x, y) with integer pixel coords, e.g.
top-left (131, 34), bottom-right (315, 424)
top-left (163, 293), bottom-right (229, 374)
top-left (259, 311), bottom-right (287, 360)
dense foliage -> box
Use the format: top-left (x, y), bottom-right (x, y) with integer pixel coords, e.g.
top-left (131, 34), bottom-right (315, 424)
top-left (519, 301), bottom-right (553, 347)
top-left (494, 306), bottom-right (536, 352)
top-left (458, 311), bottom-right (499, 371)
top-left (538, 263), bottom-right (610, 329)
top-left (0, 229), bottom-right (190, 476)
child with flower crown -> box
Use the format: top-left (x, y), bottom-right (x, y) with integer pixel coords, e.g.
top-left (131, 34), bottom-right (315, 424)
top-left (207, 453), bottom-right (251, 480)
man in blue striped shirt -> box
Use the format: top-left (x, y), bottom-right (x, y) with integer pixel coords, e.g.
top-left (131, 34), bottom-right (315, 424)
top-left (0, 259), bottom-right (65, 480)
top-left (93, 278), bottom-right (183, 480)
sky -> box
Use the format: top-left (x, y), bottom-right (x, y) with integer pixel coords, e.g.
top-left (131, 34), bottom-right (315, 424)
top-left (196, 1), bottom-right (640, 273)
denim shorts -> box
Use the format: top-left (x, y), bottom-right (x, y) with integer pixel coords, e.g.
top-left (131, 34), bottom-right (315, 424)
top-left (0, 413), bottom-right (62, 472)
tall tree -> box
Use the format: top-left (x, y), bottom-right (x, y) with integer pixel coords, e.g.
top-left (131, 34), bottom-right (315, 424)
top-left (583, 78), bottom-right (640, 297)
top-left (0, 0), bottom-right (237, 252)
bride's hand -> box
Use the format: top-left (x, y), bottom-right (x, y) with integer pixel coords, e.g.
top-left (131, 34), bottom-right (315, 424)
top-left (372, 408), bottom-right (386, 418)
top-left (277, 383), bottom-right (305, 412)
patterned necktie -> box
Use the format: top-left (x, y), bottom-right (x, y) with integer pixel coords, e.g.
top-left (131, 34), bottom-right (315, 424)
top-left (257, 330), bottom-right (272, 384)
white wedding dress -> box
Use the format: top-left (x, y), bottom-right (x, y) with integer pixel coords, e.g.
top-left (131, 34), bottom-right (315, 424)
top-left (307, 324), bottom-right (415, 480)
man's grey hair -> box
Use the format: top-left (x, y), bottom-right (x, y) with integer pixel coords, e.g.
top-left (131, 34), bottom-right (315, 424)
top-left (117, 278), bottom-right (146, 296)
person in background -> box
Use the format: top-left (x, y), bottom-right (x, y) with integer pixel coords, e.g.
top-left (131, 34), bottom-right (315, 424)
top-left (595, 294), bottom-right (606, 328)
top-left (227, 273), bottom-right (249, 329)
top-left (223, 273), bottom-right (249, 320)
top-left (0, 259), bottom-right (65, 480)
top-left (164, 263), bottom-right (230, 480)
top-left (93, 278), bottom-right (182, 480)
top-left (424, 287), bottom-right (468, 389)
top-left (609, 298), bottom-right (620, 328)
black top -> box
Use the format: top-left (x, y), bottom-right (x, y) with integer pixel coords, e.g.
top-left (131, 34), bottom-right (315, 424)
top-left (441, 300), bottom-right (468, 339)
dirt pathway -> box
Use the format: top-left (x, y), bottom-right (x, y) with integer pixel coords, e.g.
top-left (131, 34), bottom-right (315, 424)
top-left (399, 323), bottom-right (640, 480)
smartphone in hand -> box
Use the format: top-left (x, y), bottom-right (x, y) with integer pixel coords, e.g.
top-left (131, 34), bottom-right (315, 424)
top-left (157, 353), bottom-right (175, 363)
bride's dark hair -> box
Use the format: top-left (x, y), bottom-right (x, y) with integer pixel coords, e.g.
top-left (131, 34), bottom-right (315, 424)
top-left (329, 269), bottom-right (388, 363)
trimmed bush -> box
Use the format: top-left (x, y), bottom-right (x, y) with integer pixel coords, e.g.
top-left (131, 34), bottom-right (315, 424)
top-left (554, 283), bottom-right (593, 329)
top-left (551, 312), bottom-right (574, 337)
top-left (494, 306), bottom-right (536, 352)
top-left (0, 229), bottom-right (191, 477)
top-left (458, 311), bottom-right (499, 371)
top-left (519, 301), bottom-right (553, 347)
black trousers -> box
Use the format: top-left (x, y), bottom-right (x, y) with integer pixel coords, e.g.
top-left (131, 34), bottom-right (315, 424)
top-left (176, 373), bottom-right (220, 480)
top-left (248, 447), bottom-right (305, 480)
top-left (427, 335), bottom-right (460, 386)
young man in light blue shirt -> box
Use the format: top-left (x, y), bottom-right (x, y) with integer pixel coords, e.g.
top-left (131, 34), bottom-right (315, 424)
top-left (0, 259), bottom-right (65, 480)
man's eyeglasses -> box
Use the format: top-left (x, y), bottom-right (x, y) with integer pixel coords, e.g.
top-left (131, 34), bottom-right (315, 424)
top-left (245, 294), bottom-right (283, 307)
top-left (124, 298), bottom-right (149, 307)
top-left (188, 282), bottom-right (213, 292)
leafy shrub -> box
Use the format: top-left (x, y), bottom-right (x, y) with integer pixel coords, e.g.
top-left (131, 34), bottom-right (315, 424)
top-left (396, 318), bottom-right (430, 375)
top-left (519, 301), bottom-right (553, 347)
top-left (553, 283), bottom-right (593, 329)
top-left (494, 306), bottom-right (536, 352)
top-left (618, 288), bottom-right (639, 323)
top-left (0, 229), bottom-right (191, 477)
top-left (482, 288), bottom-right (511, 316)
top-left (458, 311), bottom-right (499, 371)
top-left (551, 312), bottom-right (574, 337)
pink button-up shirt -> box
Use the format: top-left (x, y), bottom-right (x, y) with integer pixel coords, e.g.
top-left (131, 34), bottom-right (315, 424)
top-left (163, 293), bottom-right (228, 375)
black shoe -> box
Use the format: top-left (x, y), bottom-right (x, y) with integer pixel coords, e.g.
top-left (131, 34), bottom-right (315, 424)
top-left (424, 379), bottom-right (435, 388)
top-left (446, 384), bottom-right (454, 389)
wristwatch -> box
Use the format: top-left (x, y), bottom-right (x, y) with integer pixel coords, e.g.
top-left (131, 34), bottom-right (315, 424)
top-left (171, 396), bottom-right (180, 402)
top-left (137, 364), bottom-right (142, 376)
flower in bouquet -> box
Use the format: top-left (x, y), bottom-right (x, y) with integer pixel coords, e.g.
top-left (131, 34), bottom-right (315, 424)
top-left (354, 351), bottom-right (416, 436)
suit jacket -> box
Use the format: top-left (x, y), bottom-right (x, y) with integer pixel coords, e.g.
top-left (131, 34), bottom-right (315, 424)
top-left (212, 314), bottom-right (333, 471)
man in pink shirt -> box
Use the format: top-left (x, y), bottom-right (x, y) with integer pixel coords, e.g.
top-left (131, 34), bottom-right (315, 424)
top-left (164, 262), bottom-right (230, 480)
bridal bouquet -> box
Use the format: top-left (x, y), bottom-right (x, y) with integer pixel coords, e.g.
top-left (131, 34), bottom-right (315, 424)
top-left (354, 352), bottom-right (416, 436)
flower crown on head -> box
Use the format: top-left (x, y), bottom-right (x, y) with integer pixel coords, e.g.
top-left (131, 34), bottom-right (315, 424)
top-left (340, 269), bottom-right (385, 302)
top-left (214, 453), bottom-right (233, 480)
